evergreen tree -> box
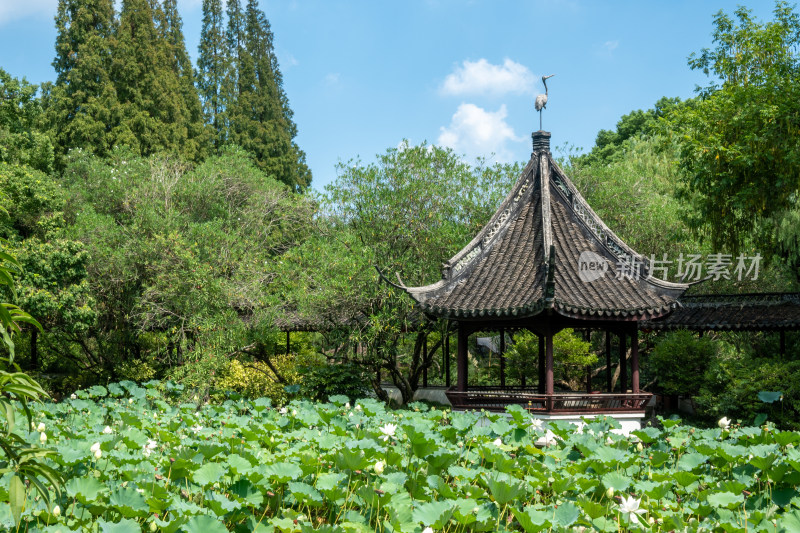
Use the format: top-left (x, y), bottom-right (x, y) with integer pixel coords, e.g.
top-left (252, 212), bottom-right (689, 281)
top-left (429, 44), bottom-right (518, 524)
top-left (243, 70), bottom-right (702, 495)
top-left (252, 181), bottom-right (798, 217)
top-left (222, 0), bottom-right (246, 136)
top-left (49, 0), bottom-right (120, 164)
top-left (197, 0), bottom-right (227, 147)
top-left (228, 0), bottom-right (310, 190)
top-left (160, 0), bottom-right (210, 161)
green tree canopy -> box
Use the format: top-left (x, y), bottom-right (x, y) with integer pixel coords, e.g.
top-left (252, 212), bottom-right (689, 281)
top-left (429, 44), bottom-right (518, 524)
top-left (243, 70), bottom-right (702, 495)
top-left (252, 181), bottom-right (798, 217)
top-left (670, 2), bottom-right (800, 259)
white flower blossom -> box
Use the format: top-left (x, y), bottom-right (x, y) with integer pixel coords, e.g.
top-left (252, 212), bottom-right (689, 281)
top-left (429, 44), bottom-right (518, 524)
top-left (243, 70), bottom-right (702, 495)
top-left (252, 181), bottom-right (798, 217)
top-left (422, 528), bottom-right (434, 533)
top-left (373, 460), bottom-right (385, 474)
top-left (39, 432), bottom-right (47, 444)
top-left (279, 407), bottom-right (288, 415)
top-left (618, 495), bottom-right (646, 524)
top-left (379, 423), bottom-right (397, 441)
top-left (52, 505), bottom-right (60, 516)
top-left (191, 424), bottom-right (203, 434)
top-left (37, 422), bottom-right (46, 432)
top-left (90, 442), bottom-right (101, 453)
top-left (529, 418), bottom-right (543, 430)
top-left (103, 426), bottom-right (113, 434)
top-left (355, 404), bottom-right (362, 411)
top-left (718, 417), bottom-right (731, 430)
top-left (344, 402), bottom-right (351, 410)
top-left (493, 438), bottom-right (503, 447)
top-left (94, 448), bottom-right (102, 459)
top-left (70, 393), bottom-right (77, 400)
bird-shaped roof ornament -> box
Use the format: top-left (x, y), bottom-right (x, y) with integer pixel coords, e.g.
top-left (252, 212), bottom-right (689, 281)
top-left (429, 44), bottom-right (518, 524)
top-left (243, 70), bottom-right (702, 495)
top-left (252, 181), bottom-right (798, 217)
top-left (534, 74), bottom-right (555, 130)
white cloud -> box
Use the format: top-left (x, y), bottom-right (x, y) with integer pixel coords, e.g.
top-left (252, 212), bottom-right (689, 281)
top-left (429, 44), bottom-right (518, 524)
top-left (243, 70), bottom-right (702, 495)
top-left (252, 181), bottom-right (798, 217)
top-left (441, 58), bottom-right (535, 96)
top-left (594, 40), bottom-right (620, 59)
top-left (438, 103), bottom-right (522, 161)
top-left (324, 73), bottom-right (340, 85)
top-left (0, 0), bottom-right (57, 25)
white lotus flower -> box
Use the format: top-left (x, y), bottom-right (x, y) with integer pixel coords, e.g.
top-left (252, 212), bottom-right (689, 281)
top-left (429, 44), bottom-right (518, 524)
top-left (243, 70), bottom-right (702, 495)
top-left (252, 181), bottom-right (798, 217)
top-left (39, 432), bottom-right (47, 443)
top-left (718, 417), bottom-right (731, 430)
top-left (422, 528), bottom-right (434, 533)
top-left (292, 409), bottom-right (297, 417)
top-left (94, 448), bottom-right (102, 459)
top-left (37, 422), bottom-right (46, 432)
top-left (618, 495), bottom-right (646, 523)
top-left (103, 426), bottom-right (113, 434)
top-left (355, 404), bottom-right (362, 411)
top-left (493, 438), bottom-right (503, 447)
top-left (191, 424), bottom-right (203, 434)
top-left (379, 423), bottom-right (397, 441)
top-left (373, 460), bottom-right (385, 474)
top-left (345, 402), bottom-right (351, 410)
top-left (70, 393), bottom-right (77, 400)
top-left (529, 418), bottom-right (543, 430)
top-left (279, 407), bottom-right (288, 415)
top-left (52, 504), bottom-right (60, 517)
top-left (90, 442), bottom-right (101, 453)
top-left (128, 398), bottom-right (134, 404)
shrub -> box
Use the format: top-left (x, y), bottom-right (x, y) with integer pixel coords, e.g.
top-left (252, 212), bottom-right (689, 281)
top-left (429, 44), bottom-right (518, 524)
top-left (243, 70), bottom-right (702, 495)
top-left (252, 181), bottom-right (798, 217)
top-left (299, 362), bottom-right (372, 402)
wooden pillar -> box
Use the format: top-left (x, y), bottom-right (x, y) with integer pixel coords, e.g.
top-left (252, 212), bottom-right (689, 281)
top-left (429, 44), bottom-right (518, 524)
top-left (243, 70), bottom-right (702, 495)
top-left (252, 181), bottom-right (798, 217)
top-left (445, 333), bottom-right (451, 388)
top-left (780, 331), bottom-right (786, 359)
top-left (584, 330), bottom-right (591, 393)
top-left (422, 340), bottom-right (428, 388)
top-left (605, 331), bottom-right (612, 393)
top-left (631, 326), bottom-right (640, 394)
top-left (545, 333), bottom-right (554, 410)
top-left (286, 331), bottom-right (290, 356)
top-left (619, 332), bottom-right (627, 394)
top-left (457, 324), bottom-right (468, 392)
top-left (538, 334), bottom-right (545, 394)
top-left (499, 328), bottom-right (506, 388)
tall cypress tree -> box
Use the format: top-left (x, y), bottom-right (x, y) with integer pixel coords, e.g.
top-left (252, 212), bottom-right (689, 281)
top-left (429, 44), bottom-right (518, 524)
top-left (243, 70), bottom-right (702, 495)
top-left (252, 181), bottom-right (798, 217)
top-left (228, 0), bottom-right (310, 190)
top-left (49, 0), bottom-right (120, 164)
top-left (112, 0), bottom-right (179, 155)
top-left (197, 0), bottom-right (227, 148)
top-left (160, 0), bottom-right (210, 160)
top-left (222, 0), bottom-right (246, 135)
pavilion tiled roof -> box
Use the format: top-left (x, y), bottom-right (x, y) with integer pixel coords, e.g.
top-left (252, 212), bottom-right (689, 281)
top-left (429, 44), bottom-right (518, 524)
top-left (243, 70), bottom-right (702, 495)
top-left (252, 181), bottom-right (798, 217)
top-left (396, 131), bottom-right (688, 321)
top-left (642, 293), bottom-right (800, 331)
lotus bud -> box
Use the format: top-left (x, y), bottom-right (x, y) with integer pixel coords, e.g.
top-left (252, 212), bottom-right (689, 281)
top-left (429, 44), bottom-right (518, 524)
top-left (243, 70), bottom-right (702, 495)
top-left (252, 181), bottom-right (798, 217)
top-left (606, 487), bottom-right (614, 499)
top-left (149, 521), bottom-right (158, 532)
top-left (637, 442), bottom-right (643, 452)
top-left (373, 460), bottom-right (385, 474)
top-left (39, 432), bottom-right (47, 443)
top-left (718, 417), bottom-right (731, 430)
top-left (94, 448), bottom-right (102, 459)
top-left (52, 505), bottom-right (60, 516)
top-left (37, 422), bottom-right (46, 432)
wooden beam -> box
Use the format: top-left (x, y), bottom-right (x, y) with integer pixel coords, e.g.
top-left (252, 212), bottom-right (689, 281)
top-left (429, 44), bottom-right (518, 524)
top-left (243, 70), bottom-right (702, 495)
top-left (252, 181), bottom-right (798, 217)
top-left (457, 324), bottom-right (468, 392)
top-left (605, 330), bottom-right (612, 393)
top-left (631, 326), bottom-right (640, 394)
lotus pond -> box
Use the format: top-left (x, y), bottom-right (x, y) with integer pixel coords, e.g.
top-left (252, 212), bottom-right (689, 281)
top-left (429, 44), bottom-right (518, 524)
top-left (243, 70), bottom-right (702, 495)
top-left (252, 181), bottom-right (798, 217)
top-left (6, 380), bottom-right (800, 532)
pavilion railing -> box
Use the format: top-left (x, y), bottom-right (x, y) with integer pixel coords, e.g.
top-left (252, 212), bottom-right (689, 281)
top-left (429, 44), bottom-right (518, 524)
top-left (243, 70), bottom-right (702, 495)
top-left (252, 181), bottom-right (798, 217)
top-left (445, 387), bottom-right (651, 414)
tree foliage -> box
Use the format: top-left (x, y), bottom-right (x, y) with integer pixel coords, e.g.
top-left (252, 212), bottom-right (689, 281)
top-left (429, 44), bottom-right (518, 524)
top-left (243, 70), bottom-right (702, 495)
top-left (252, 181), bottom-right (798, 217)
top-left (276, 142), bottom-right (519, 402)
top-left (670, 2), bottom-right (800, 257)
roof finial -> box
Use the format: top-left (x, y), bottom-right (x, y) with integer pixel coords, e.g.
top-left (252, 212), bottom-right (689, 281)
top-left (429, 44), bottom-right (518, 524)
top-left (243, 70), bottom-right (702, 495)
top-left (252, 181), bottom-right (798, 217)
top-left (534, 74), bottom-right (555, 131)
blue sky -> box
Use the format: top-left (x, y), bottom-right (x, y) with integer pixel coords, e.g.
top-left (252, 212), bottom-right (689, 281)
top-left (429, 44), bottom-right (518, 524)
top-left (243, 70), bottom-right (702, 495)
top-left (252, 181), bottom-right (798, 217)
top-left (0, 0), bottom-right (779, 191)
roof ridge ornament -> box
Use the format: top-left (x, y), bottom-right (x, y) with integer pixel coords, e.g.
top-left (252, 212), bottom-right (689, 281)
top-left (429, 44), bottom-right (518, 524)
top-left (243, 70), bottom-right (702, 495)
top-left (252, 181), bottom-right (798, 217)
top-left (534, 74), bottom-right (555, 131)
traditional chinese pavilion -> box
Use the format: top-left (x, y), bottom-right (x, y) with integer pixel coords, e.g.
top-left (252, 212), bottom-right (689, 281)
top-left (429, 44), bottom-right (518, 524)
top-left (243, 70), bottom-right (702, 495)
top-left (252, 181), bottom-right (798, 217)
top-left (391, 130), bottom-right (689, 420)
